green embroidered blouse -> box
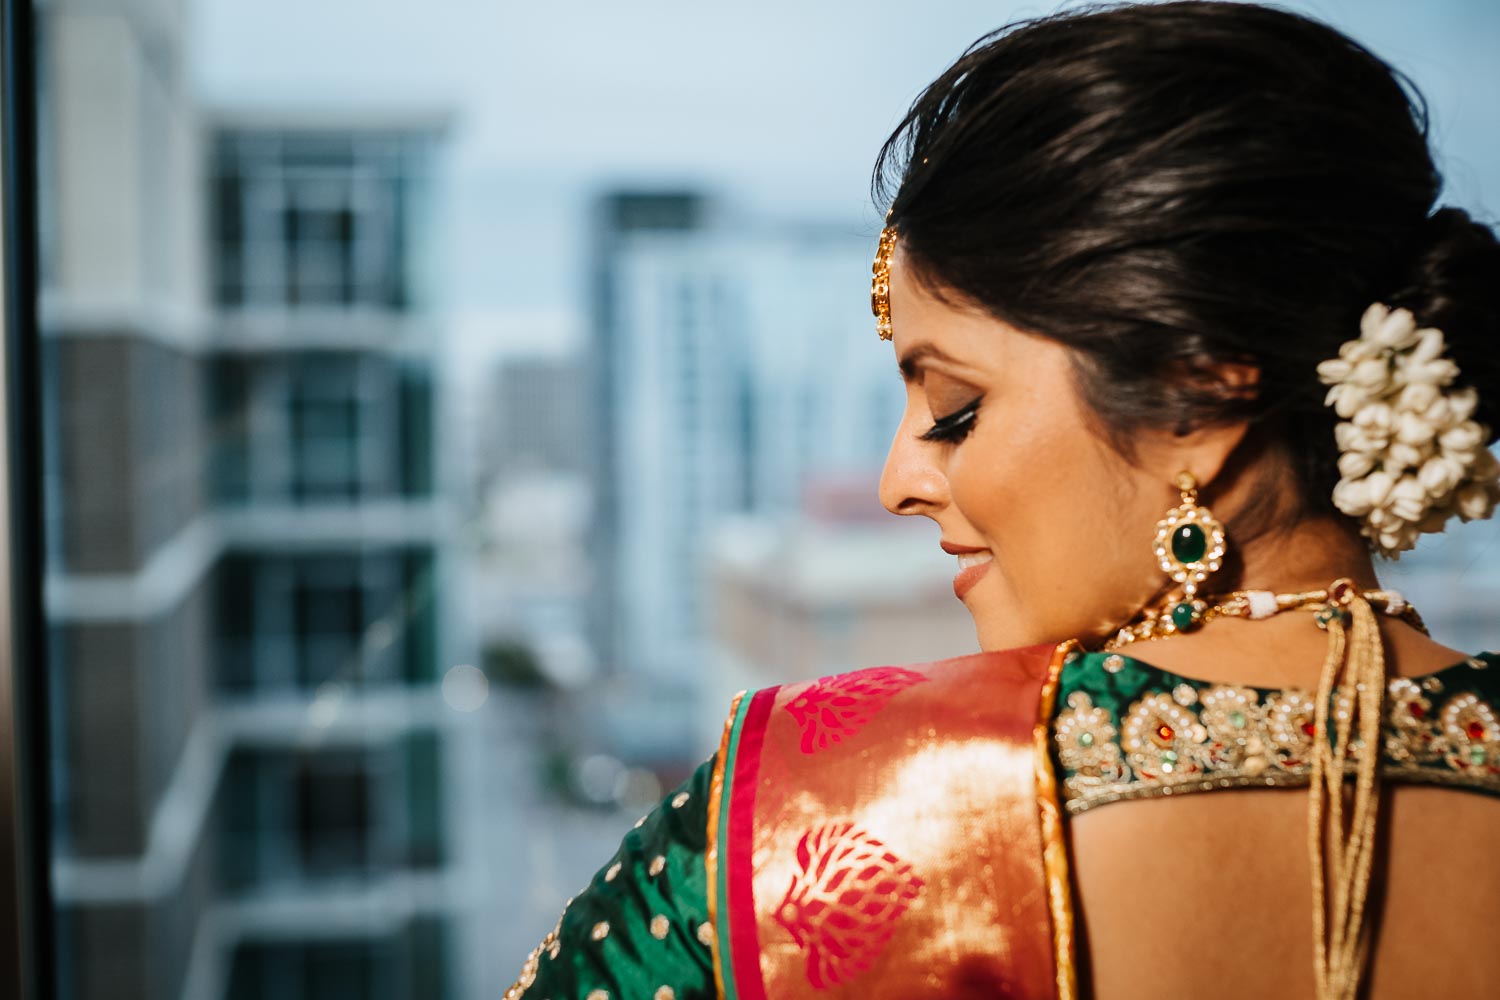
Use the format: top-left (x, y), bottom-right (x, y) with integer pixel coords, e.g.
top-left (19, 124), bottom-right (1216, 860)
top-left (508, 647), bottom-right (1500, 999)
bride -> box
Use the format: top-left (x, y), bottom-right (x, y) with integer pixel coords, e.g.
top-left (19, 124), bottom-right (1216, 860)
top-left (509, 3), bottom-right (1500, 997)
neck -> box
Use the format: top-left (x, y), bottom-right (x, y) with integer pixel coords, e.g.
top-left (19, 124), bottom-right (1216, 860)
top-left (1219, 513), bottom-right (1383, 596)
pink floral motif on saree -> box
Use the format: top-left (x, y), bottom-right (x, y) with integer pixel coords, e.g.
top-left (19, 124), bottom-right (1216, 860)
top-left (773, 821), bottom-right (925, 989)
top-left (784, 666), bottom-right (929, 754)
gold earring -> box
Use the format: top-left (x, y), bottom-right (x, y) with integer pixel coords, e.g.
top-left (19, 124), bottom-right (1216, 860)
top-left (1152, 470), bottom-right (1227, 632)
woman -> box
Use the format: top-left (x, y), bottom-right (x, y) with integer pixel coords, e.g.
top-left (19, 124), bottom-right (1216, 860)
top-left (508, 3), bottom-right (1500, 997)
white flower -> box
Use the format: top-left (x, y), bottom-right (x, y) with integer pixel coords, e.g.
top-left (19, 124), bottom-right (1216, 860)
top-left (1332, 477), bottom-right (1374, 517)
top-left (1455, 481), bottom-right (1496, 522)
top-left (1349, 357), bottom-right (1390, 389)
top-left (1318, 302), bottom-right (1500, 556)
top-left (1332, 385), bottom-right (1371, 419)
top-left (1338, 450), bottom-right (1378, 479)
top-left (1338, 336), bottom-right (1385, 364)
top-left (1420, 395), bottom-right (1453, 427)
top-left (1387, 475), bottom-right (1429, 522)
top-left (1408, 327), bottom-right (1447, 364)
top-left (1386, 441), bottom-right (1428, 470)
top-left (1361, 304), bottom-right (1419, 350)
top-left (1352, 401), bottom-right (1394, 433)
top-left (1448, 386), bottom-right (1480, 422)
top-left (1399, 356), bottom-right (1460, 387)
top-left (1335, 421), bottom-right (1386, 454)
top-left (1363, 469), bottom-right (1396, 508)
top-left (1316, 357), bottom-right (1352, 383)
top-left (1397, 382), bottom-right (1440, 412)
top-left (1377, 527), bottom-right (1411, 552)
top-left (1393, 409), bottom-right (1434, 446)
top-left (1439, 420), bottom-right (1484, 455)
top-left (1418, 454), bottom-right (1465, 498)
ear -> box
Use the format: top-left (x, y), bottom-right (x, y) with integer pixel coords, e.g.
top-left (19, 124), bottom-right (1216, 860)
top-left (1140, 360), bottom-right (1260, 493)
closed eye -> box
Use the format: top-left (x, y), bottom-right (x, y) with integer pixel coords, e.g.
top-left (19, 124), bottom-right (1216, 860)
top-left (919, 397), bottom-right (982, 444)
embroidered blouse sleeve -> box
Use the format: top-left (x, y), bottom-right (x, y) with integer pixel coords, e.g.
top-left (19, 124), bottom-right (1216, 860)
top-left (505, 753), bottom-right (717, 1000)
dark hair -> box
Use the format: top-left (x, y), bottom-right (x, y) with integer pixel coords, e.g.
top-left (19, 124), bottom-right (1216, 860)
top-left (873, 1), bottom-right (1500, 547)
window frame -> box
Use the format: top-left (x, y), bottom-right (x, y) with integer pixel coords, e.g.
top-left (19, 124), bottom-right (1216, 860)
top-left (1, 0), bottom-right (57, 997)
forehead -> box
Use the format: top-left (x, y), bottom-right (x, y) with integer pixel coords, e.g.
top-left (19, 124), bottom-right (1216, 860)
top-left (888, 248), bottom-right (1025, 382)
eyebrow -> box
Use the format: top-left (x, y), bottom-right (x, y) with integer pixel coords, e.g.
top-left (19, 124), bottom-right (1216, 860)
top-left (897, 343), bottom-right (965, 384)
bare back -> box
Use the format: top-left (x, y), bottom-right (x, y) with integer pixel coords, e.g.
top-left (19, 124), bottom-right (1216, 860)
top-left (1067, 617), bottom-right (1500, 997)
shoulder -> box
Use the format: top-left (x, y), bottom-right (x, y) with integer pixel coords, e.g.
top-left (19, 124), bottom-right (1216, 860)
top-left (506, 756), bottom-right (718, 999)
top-left (717, 639), bottom-right (1074, 757)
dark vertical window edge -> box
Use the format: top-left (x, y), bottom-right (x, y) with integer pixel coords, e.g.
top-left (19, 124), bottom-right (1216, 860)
top-left (1, 0), bottom-right (54, 997)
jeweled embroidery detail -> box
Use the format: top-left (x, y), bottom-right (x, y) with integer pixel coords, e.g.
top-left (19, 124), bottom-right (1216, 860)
top-left (1264, 689), bottom-right (1319, 768)
top-left (1054, 692), bottom-right (1126, 790)
top-left (1056, 661), bottom-right (1500, 813)
top-left (784, 667), bottom-right (928, 754)
top-left (1198, 685), bottom-right (1270, 773)
top-left (1439, 692), bottom-right (1500, 772)
top-left (1122, 693), bottom-right (1207, 780)
top-left (773, 821), bottom-right (925, 988)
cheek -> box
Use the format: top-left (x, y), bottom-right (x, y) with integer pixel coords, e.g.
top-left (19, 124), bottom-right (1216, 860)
top-left (947, 402), bottom-right (1091, 540)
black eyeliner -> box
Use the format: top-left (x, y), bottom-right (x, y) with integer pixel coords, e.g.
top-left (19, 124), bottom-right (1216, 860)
top-left (919, 397), bottom-right (982, 443)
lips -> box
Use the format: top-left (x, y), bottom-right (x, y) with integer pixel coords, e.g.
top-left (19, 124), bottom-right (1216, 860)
top-left (951, 550), bottom-right (994, 600)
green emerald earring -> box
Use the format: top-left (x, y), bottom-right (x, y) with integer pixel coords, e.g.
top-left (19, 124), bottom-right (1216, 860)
top-left (1153, 470), bottom-right (1227, 633)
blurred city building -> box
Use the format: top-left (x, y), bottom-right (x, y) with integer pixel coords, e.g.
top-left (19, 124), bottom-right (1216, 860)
top-left (205, 120), bottom-right (463, 1000)
top-left (37, 0), bottom-right (471, 997)
top-left (704, 475), bottom-right (979, 750)
top-left (588, 197), bottom-right (955, 753)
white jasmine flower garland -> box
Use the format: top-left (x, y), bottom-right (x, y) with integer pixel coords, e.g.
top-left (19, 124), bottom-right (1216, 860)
top-left (1316, 302), bottom-right (1500, 556)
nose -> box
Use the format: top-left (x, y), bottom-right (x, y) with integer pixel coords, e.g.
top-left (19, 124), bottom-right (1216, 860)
top-left (879, 411), bottom-right (950, 517)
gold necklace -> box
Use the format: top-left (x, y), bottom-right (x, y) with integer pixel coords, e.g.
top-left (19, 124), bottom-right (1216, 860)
top-left (1101, 581), bottom-right (1428, 651)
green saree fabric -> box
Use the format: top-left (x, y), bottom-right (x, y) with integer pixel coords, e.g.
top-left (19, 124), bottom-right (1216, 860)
top-left (506, 757), bottom-right (718, 1000)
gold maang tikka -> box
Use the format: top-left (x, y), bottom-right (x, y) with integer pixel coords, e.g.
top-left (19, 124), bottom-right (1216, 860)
top-left (871, 224), bottom-right (897, 340)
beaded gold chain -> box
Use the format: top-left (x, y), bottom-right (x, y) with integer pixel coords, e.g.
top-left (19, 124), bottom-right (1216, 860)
top-left (1102, 583), bottom-right (1428, 651)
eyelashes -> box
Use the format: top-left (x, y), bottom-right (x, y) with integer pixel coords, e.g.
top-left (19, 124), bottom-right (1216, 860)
top-left (919, 396), bottom-right (982, 444)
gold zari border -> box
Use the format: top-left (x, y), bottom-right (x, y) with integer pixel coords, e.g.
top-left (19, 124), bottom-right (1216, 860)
top-left (1036, 638), bottom-right (1082, 1000)
top-left (705, 690), bottom-right (744, 1000)
top-left (1064, 759), bottom-right (1500, 814)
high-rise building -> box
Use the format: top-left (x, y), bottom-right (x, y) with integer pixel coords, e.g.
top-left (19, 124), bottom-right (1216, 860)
top-left (204, 120), bottom-right (462, 1000)
top-left (36, 0), bottom-right (469, 993)
top-left (590, 198), bottom-right (917, 744)
top-left (586, 191), bottom-right (708, 688)
top-left (39, 3), bottom-right (217, 998)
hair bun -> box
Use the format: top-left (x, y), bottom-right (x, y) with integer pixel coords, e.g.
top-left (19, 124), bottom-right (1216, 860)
top-left (1387, 206), bottom-right (1500, 443)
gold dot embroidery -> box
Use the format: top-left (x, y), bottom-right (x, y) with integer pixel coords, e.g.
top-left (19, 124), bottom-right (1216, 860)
top-left (634, 815), bottom-right (646, 828)
top-left (671, 791), bottom-right (690, 808)
top-left (587, 992), bottom-right (609, 1000)
top-left (650, 914), bottom-right (670, 939)
top-left (1103, 653), bottom-right (1126, 674)
top-left (655, 988), bottom-right (676, 1000)
top-left (648, 855), bottom-right (666, 877)
top-left (591, 921), bottom-right (610, 941)
top-left (604, 861), bottom-right (622, 882)
top-left (697, 922), bottom-right (713, 946)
